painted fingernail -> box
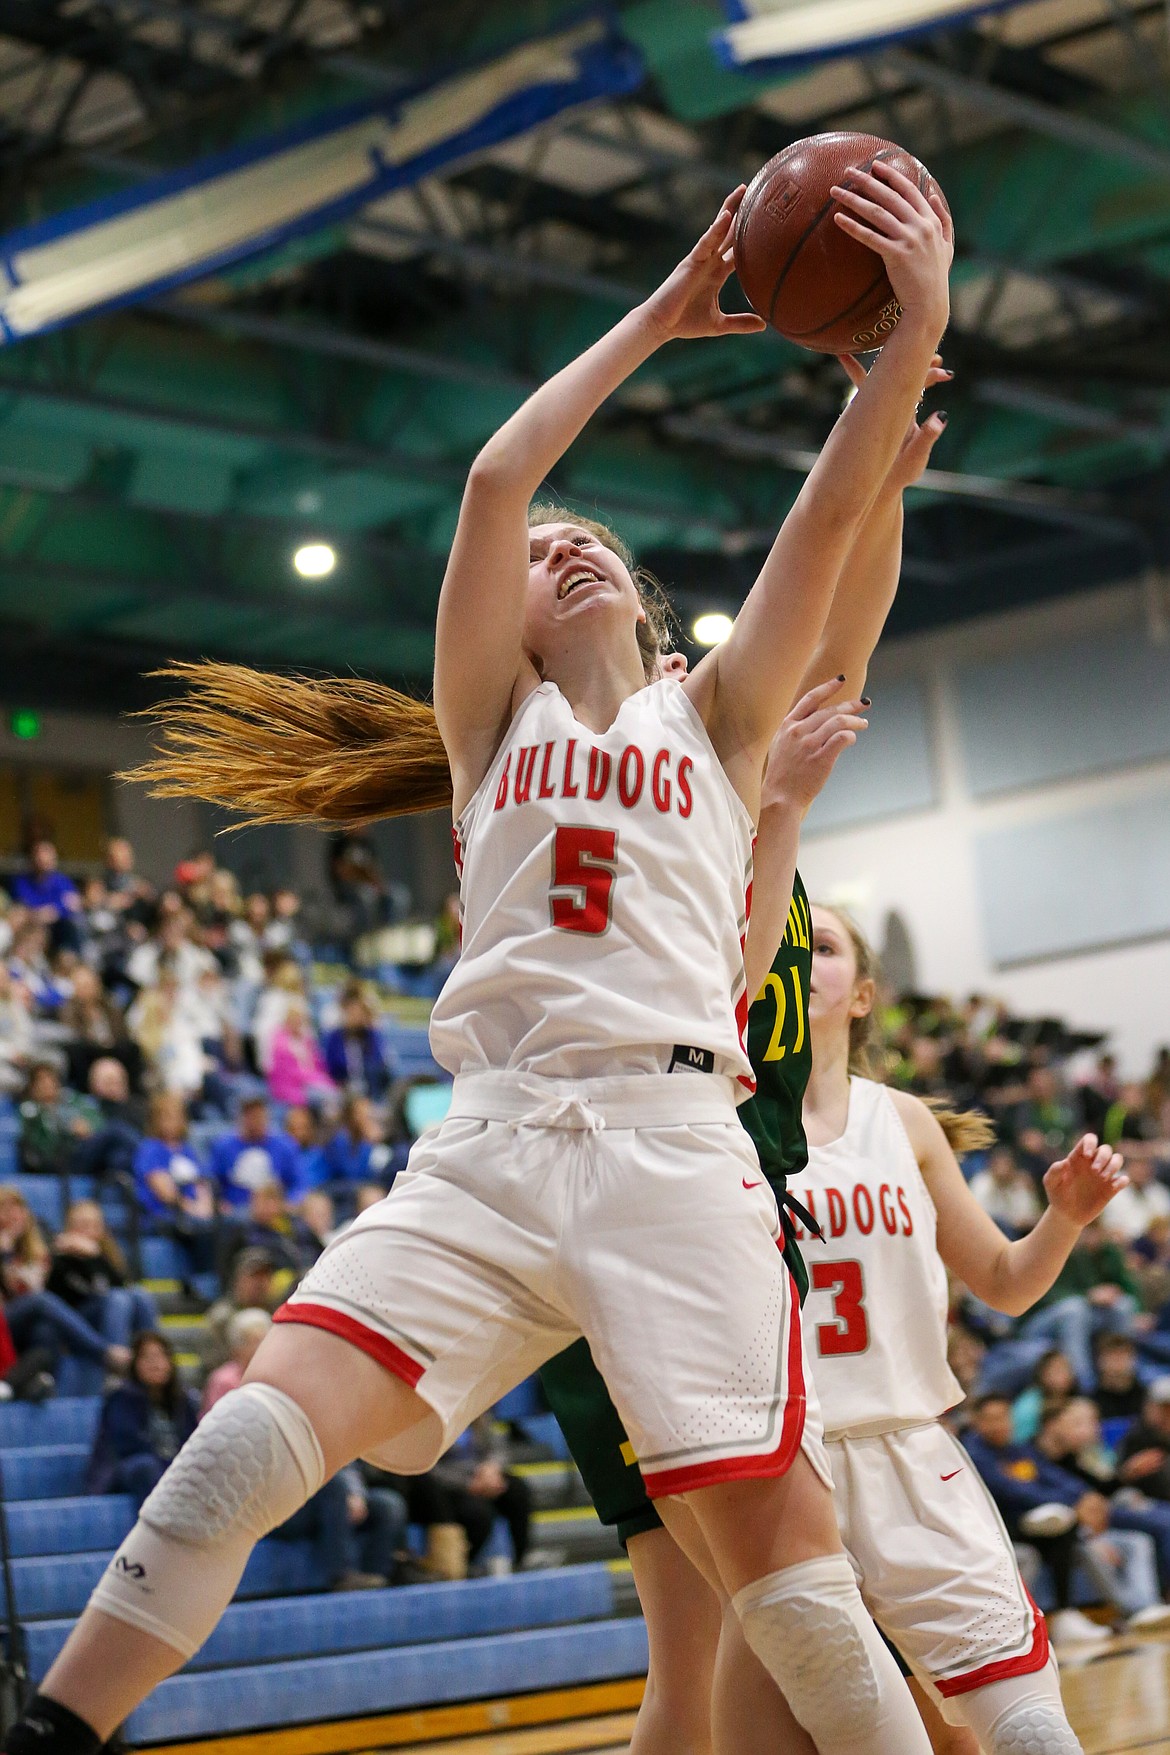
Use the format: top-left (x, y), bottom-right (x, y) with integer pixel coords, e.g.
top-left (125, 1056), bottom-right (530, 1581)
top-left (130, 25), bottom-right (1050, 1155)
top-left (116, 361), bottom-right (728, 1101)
top-left (937, 411), bottom-right (948, 424)
top-left (836, 673), bottom-right (846, 682)
top-left (861, 696), bottom-right (872, 707)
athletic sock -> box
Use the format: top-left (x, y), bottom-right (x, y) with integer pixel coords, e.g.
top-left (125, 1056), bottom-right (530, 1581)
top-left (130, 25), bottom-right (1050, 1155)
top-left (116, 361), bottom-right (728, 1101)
top-left (4, 1694), bottom-right (102, 1755)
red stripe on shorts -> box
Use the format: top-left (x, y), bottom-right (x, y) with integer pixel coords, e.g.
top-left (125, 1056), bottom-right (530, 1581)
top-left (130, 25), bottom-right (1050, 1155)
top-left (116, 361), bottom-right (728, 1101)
top-left (642, 1271), bottom-right (806, 1499)
top-left (934, 1590), bottom-right (1050, 1697)
top-left (273, 1301), bottom-right (426, 1388)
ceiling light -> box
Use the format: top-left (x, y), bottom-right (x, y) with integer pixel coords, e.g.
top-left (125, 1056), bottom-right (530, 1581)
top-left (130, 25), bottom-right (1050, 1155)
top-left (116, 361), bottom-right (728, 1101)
top-left (294, 542), bottom-right (335, 579)
top-left (693, 612), bottom-right (734, 647)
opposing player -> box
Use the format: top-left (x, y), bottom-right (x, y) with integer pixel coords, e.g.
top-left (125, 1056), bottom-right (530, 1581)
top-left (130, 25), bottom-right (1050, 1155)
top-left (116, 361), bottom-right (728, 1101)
top-left (7, 168), bottom-right (951, 1755)
top-left (784, 904), bottom-right (1126, 1754)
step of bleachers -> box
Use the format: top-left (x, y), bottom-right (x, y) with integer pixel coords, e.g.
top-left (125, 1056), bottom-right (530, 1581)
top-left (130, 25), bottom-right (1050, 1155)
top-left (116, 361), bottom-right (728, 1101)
top-left (25, 1565), bottom-right (621, 1678)
top-left (6, 1494), bottom-right (133, 1557)
top-left (11, 1535), bottom-right (327, 1620)
top-left (532, 1507), bottom-right (622, 1563)
top-left (5, 1445), bottom-right (89, 1499)
top-left (0, 1395), bottom-right (98, 1448)
top-left (124, 1618), bottom-right (648, 1745)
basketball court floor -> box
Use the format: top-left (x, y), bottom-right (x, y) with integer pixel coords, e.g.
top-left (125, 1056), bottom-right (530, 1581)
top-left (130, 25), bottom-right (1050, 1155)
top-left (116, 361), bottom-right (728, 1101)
top-left (376, 1635), bottom-right (1170, 1755)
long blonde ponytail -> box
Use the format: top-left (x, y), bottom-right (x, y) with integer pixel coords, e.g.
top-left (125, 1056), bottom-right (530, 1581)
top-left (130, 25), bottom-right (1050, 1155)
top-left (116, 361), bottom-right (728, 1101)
top-left (817, 904), bottom-right (996, 1158)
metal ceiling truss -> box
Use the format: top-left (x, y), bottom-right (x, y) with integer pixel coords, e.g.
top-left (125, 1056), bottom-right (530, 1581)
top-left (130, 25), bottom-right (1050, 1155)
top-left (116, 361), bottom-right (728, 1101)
top-left (0, 0), bottom-right (1164, 683)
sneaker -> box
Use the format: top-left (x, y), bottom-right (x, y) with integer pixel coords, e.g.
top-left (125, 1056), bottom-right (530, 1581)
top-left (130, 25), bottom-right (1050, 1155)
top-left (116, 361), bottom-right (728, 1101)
top-left (1020, 1504), bottom-right (1077, 1538)
top-left (330, 1570), bottom-right (387, 1591)
top-left (1126, 1603), bottom-right (1170, 1632)
top-left (1049, 1609), bottom-right (1111, 1645)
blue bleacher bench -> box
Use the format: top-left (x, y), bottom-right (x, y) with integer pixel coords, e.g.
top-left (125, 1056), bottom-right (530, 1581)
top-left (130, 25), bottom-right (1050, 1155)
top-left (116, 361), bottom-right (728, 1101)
top-left (125, 1618), bottom-right (649, 1743)
top-left (26, 1565), bottom-right (619, 1678)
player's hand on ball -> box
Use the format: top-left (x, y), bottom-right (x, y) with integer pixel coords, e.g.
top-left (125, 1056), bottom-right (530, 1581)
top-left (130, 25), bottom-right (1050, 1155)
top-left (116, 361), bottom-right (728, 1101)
top-left (830, 160), bottom-right (953, 342)
top-left (1042, 1134), bottom-right (1128, 1227)
top-left (839, 352), bottom-right (952, 490)
top-left (643, 187), bottom-right (768, 342)
top-left (760, 675), bottom-right (868, 815)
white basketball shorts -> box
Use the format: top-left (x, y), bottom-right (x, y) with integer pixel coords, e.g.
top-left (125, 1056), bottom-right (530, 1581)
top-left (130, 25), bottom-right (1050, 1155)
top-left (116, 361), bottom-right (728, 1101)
top-left (275, 1069), bottom-right (825, 1494)
top-left (829, 1420), bottom-right (1049, 1702)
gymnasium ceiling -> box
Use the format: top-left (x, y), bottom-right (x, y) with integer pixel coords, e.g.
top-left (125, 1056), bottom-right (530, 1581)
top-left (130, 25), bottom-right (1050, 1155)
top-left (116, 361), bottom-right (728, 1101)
top-left (1, 0), bottom-right (1170, 705)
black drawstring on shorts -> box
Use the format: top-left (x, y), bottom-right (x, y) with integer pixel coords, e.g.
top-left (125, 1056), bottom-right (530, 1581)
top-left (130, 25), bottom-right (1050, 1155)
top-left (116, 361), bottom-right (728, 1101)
top-left (780, 1190), bottom-right (825, 1248)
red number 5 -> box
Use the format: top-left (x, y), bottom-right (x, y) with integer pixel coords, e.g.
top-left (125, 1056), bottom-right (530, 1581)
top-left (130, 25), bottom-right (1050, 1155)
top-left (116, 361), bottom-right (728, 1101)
top-left (550, 826), bottom-right (619, 935)
top-left (811, 1259), bottom-right (869, 1357)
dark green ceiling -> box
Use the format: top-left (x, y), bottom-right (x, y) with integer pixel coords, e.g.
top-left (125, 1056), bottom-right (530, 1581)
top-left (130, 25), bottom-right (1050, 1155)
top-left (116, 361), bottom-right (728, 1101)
top-left (0, 0), bottom-right (1168, 706)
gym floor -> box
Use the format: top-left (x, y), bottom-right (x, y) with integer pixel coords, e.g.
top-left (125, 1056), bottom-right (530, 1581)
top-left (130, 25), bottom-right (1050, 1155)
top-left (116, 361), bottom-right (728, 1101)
top-left (382, 1636), bottom-right (1170, 1755)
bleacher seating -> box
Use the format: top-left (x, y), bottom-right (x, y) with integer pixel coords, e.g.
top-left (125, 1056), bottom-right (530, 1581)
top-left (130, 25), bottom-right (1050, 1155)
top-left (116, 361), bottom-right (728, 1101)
top-left (0, 1389), bottom-right (644, 1744)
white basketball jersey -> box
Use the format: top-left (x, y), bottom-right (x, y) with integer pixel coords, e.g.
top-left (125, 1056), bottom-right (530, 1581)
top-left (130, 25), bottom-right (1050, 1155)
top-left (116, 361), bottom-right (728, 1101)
top-left (794, 1078), bottom-right (962, 1439)
top-left (429, 679), bottom-right (755, 1086)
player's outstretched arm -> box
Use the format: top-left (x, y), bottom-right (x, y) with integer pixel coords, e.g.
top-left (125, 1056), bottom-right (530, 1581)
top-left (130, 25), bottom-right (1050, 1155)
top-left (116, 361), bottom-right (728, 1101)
top-left (742, 679), bottom-right (867, 997)
top-left (692, 163), bottom-right (952, 779)
top-left (792, 353), bottom-right (950, 704)
top-left (893, 1091), bottom-right (1129, 1317)
top-left (434, 188), bottom-right (764, 810)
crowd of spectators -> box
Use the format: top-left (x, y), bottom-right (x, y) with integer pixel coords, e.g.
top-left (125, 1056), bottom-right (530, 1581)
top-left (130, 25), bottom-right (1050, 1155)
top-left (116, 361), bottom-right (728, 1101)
top-left (4, 833), bottom-right (1170, 1619)
top-left (0, 832), bottom-right (531, 1586)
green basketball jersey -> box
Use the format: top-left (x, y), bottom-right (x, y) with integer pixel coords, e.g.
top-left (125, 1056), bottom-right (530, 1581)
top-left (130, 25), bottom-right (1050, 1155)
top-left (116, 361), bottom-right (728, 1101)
top-left (738, 869), bottom-right (812, 1185)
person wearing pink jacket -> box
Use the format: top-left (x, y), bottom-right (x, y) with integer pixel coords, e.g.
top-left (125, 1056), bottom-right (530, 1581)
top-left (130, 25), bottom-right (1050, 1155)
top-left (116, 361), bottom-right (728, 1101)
top-left (265, 1003), bottom-right (337, 1109)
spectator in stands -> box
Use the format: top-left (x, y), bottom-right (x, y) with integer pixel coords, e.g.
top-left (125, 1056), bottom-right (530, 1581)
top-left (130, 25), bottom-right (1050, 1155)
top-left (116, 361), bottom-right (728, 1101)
top-left (223, 1181), bottom-right (319, 1280)
top-left (969, 1143), bottom-right (1041, 1236)
top-left (1080, 1053), bottom-right (1121, 1138)
top-left (1118, 1378), bottom-right (1170, 1501)
top-left (308, 1095), bottom-right (394, 1197)
top-left (201, 1307), bottom-right (271, 1413)
top-left (17, 1062), bottom-right (94, 1175)
top-left (268, 1464), bottom-right (388, 1593)
top-left (354, 1183), bottom-right (384, 1218)
top-left (962, 1393), bottom-right (1107, 1645)
top-left (321, 983), bottom-right (392, 1099)
top-left (299, 1189), bottom-right (337, 1253)
top-left (337, 1465), bottom-right (409, 1586)
top-left (228, 893), bottom-right (270, 986)
top-left (128, 968), bottom-right (210, 1100)
top-left (1011, 1063), bottom-right (1078, 1164)
top-left (1131, 1215), bottom-right (1170, 1314)
top-left (281, 1103), bottom-right (319, 1186)
top-left (1012, 1349), bottom-right (1076, 1443)
top-left (372, 1415), bottom-right (532, 1576)
top-left (0, 1306), bottom-right (54, 1402)
top-left (0, 1185), bottom-right (130, 1380)
top-left (1100, 1149), bottom-right (1170, 1245)
top-left (73, 1057), bottom-right (143, 1189)
top-left (203, 1248), bottom-right (283, 1368)
top-left (87, 1331), bottom-right (198, 1506)
top-left (264, 887), bottom-right (306, 959)
top-left (132, 1093), bottom-right (217, 1277)
top-left (61, 966), bottom-right (140, 1092)
top-left (1092, 1333), bottom-right (1146, 1424)
top-left (209, 1095), bottom-right (305, 1211)
top-left (1104, 1081), bottom-right (1165, 1146)
top-left (1013, 1219), bottom-right (1142, 1389)
top-left (266, 1002), bottom-right (336, 1111)
top-left (0, 965), bottom-right (33, 1096)
top-left (1043, 1396), bottom-right (1170, 1596)
top-left (48, 1200), bottom-right (156, 1348)
top-left (102, 837), bottom-right (153, 920)
top-left (126, 908), bottom-right (216, 994)
top-left (8, 919), bottom-right (67, 1015)
top-left (9, 838), bottom-right (81, 952)
top-left (250, 957), bottom-right (308, 1074)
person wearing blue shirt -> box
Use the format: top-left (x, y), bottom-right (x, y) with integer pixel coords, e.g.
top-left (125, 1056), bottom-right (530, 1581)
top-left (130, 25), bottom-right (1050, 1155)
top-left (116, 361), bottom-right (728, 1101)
top-left (132, 1094), bottom-right (217, 1276)
top-left (306, 1095), bottom-right (397, 1197)
top-left (10, 840), bottom-right (81, 952)
top-left (320, 986), bottom-right (393, 1099)
top-left (209, 1095), bottom-right (306, 1210)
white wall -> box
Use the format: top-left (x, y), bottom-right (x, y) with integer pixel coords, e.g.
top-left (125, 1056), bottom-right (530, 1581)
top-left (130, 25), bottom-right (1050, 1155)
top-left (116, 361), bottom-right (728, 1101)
top-left (798, 576), bottom-right (1170, 1076)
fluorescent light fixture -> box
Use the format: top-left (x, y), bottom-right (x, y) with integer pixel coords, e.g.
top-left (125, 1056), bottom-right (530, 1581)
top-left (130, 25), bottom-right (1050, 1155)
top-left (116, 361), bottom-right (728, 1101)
top-left (693, 612), bottom-right (734, 647)
top-left (294, 542), bottom-right (336, 579)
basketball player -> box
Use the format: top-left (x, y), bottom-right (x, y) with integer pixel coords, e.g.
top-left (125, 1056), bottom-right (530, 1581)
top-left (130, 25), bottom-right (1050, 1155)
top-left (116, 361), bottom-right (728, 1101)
top-left (539, 347), bottom-right (953, 1755)
top-left (6, 167), bottom-right (951, 1755)
top-left (783, 904), bottom-right (1125, 1755)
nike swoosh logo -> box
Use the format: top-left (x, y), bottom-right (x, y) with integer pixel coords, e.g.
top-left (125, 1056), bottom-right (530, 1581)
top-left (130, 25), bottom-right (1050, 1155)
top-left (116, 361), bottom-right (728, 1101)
top-left (743, 1178), bottom-right (764, 1190)
top-left (940, 1469), bottom-right (963, 1482)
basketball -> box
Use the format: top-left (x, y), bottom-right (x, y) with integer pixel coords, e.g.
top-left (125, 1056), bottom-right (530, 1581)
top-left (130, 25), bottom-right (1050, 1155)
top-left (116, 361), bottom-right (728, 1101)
top-left (733, 131), bottom-right (948, 354)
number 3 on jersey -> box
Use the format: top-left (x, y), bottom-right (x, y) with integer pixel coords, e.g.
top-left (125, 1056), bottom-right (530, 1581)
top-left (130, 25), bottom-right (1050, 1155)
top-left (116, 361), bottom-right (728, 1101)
top-left (550, 826), bottom-right (619, 935)
top-left (811, 1259), bottom-right (869, 1356)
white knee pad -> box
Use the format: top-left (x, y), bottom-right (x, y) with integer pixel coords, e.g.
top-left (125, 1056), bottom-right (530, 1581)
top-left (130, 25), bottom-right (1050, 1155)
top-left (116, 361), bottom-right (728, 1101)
top-left (90, 1383), bottom-right (324, 1659)
top-left (952, 1660), bottom-right (1083, 1755)
top-left (733, 1554), bottom-right (931, 1755)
